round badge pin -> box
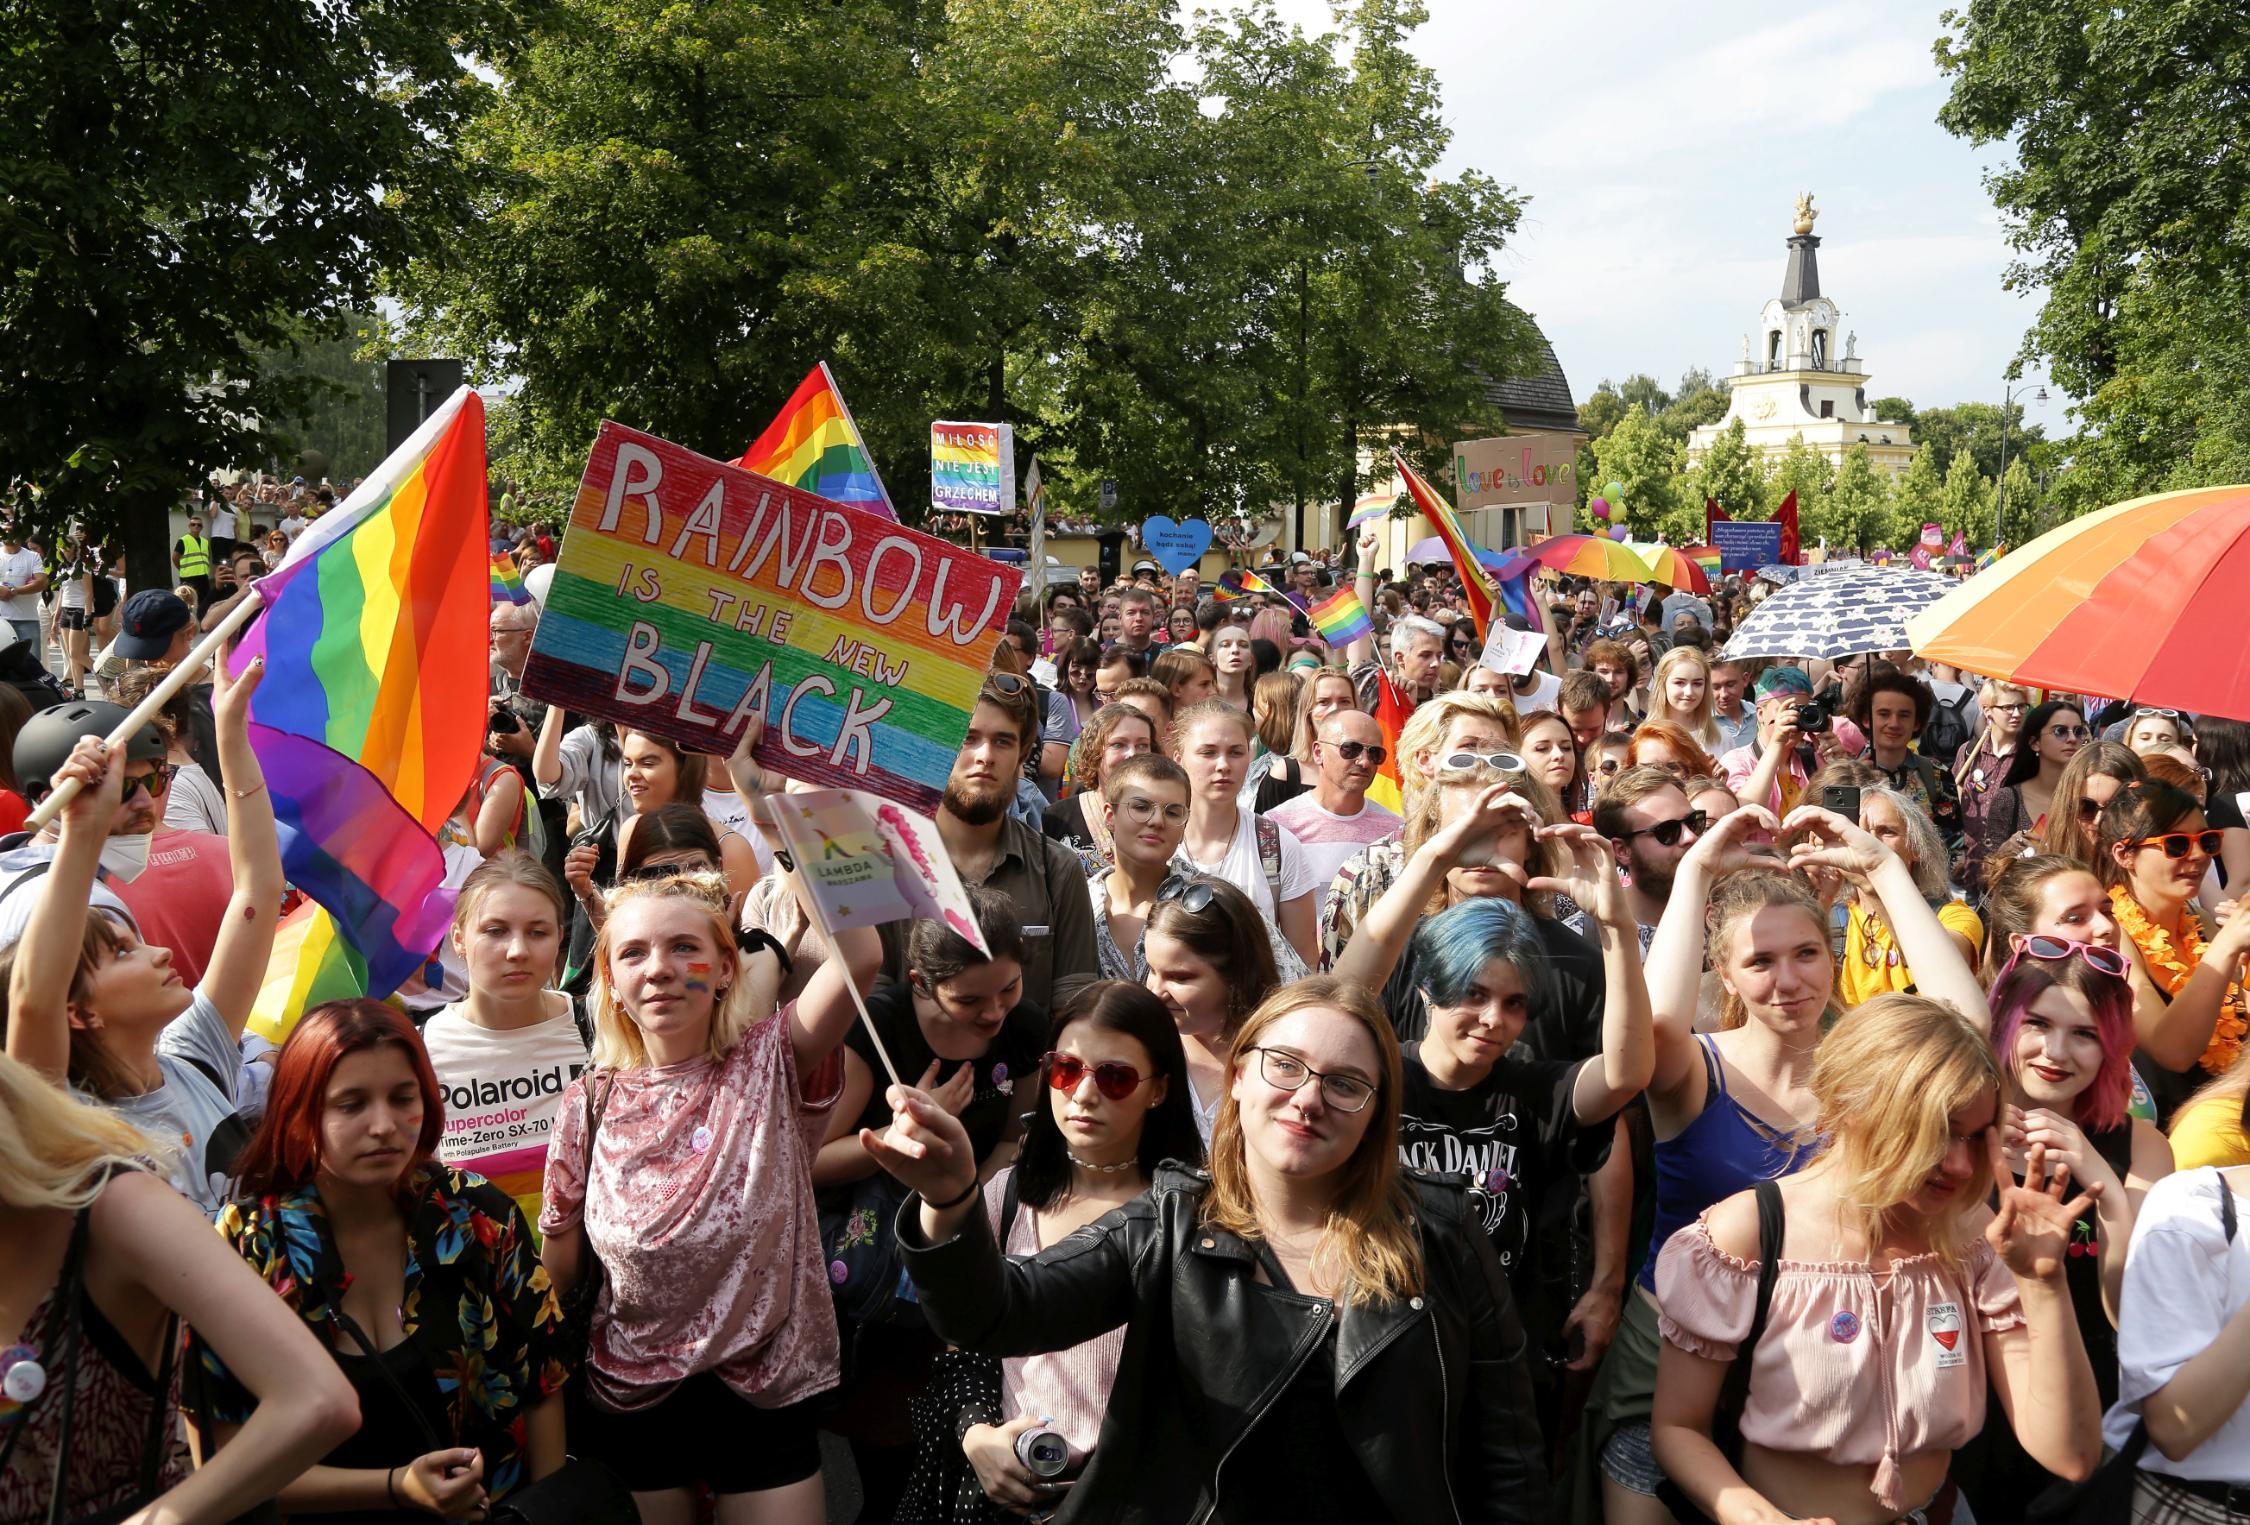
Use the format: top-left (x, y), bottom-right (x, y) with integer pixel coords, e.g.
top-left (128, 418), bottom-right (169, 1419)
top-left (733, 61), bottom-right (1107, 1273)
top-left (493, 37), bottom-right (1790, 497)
top-left (1, 1346), bottom-right (46, 1407)
top-left (690, 1124), bottom-right (712, 1154)
top-left (829, 1260), bottom-right (849, 1286)
top-left (1829, 1309), bottom-right (1861, 1344)
top-left (991, 1063), bottom-right (1009, 1088)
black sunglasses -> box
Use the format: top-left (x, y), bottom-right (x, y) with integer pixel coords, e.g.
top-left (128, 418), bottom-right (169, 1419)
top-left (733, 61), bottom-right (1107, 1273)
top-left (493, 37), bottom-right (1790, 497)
top-left (1156, 876), bottom-right (1218, 914)
top-left (983, 672), bottom-right (1031, 698)
top-left (1620, 809), bottom-right (1709, 848)
top-left (1331, 740), bottom-right (1389, 765)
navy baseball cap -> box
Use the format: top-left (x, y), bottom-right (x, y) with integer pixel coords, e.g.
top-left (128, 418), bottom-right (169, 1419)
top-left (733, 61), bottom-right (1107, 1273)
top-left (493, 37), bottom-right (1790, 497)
top-left (113, 589), bottom-right (193, 660)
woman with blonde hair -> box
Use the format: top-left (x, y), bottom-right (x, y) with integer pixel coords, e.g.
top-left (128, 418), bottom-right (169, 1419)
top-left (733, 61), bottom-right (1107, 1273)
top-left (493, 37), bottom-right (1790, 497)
top-left (863, 975), bottom-right (1552, 1520)
top-left (1585, 804), bottom-right (1988, 1525)
top-left (0, 1053), bottom-right (358, 1521)
top-left (1651, 995), bottom-right (2104, 1525)
top-left (1644, 646), bottom-right (1721, 753)
top-left (1169, 701), bottom-right (1321, 966)
top-left (1393, 689), bottom-right (1523, 818)
top-left (540, 870), bottom-right (881, 1524)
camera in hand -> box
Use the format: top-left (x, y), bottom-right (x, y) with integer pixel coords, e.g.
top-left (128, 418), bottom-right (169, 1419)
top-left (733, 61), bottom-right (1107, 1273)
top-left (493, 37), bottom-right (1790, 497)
top-left (1015, 1428), bottom-right (1070, 1479)
top-left (1790, 698), bottom-right (1831, 734)
top-left (487, 706), bottom-right (522, 735)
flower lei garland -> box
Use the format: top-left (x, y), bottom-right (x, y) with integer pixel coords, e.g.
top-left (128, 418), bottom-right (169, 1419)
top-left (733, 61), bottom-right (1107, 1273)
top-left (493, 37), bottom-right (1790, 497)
top-left (2112, 886), bottom-right (2247, 1074)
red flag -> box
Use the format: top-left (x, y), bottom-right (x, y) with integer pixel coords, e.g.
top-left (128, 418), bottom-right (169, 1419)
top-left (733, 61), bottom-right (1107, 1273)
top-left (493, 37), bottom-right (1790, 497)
top-left (1367, 667), bottom-right (1410, 815)
top-left (1705, 496), bottom-right (1730, 545)
top-left (1775, 490), bottom-right (1801, 565)
top-left (1392, 450), bottom-right (1495, 638)
top-left (1947, 529), bottom-right (1968, 558)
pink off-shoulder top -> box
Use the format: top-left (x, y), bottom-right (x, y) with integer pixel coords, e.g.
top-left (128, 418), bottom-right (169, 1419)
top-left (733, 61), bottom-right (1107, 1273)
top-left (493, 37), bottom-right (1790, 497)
top-left (1654, 1212), bottom-right (2024, 1512)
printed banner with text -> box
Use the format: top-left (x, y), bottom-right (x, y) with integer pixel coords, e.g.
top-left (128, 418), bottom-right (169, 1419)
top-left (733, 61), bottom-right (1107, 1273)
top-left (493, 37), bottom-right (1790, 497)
top-left (521, 422), bottom-right (1022, 813)
top-left (930, 420), bottom-right (1015, 515)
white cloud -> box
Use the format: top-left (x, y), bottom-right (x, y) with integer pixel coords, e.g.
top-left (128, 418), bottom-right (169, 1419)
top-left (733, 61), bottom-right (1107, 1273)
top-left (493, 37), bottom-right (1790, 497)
top-left (1245, 0), bottom-right (2050, 410)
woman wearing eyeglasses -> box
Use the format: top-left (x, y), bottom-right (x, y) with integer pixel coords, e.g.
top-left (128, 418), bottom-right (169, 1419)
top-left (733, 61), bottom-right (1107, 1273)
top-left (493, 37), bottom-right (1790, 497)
top-left (1041, 703), bottom-right (1160, 877)
top-left (2097, 781), bottom-right (2250, 1126)
top-left (867, 975), bottom-right (1553, 1523)
top-left (939, 982), bottom-right (1205, 1519)
top-left (1956, 931), bottom-right (2173, 1524)
top-left (1979, 701), bottom-right (2092, 862)
top-left (1955, 680), bottom-right (2032, 842)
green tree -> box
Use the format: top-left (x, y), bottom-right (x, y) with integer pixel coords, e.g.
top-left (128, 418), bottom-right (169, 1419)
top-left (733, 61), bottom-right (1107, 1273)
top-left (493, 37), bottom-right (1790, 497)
top-left (255, 314), bottom-right (391, 482)
top-left (1767, 433), bottom-right (1833, 540)
top-left (1689, 416), bottom-right (1766, 523)
top-left (1992, 457), bottom-right (2040, 548)
top-left (0, 0), bottom-right (523, 585)
top-left (1938, 446), bottom-right (1995, 546)
top-left (1589, 407), bottom-right (1686, 543)
top-left (1888, 443), bottom-right (1946, 550)
top-left (1657, 368), bottom-right (1731, 441)
top-left (1820, 442), bottom-right (1893, 552)
top-left (1937, 1), bottom-right (2250, 504)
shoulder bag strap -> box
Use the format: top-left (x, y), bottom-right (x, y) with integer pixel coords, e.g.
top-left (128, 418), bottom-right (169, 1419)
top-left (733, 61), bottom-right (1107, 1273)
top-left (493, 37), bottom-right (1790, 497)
top-left (324, 1300), bottom-right (445, 1457)
top-left (997, 1169), bottom-right (1023, 1247)
top-left (2221, 1168), bottom-right (2239, 1244)
top-left (576, 1073), bottom-right (615, 1291)
top-left (1747, 1178), bottom-right (1785, 1347)
top-left (0, 1207), bottom-right (90, 1521)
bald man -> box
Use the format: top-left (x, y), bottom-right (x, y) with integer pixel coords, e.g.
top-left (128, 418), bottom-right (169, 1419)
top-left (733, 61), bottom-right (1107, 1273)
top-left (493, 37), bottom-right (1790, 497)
top-left (1266, 708), bottom-right (1403, 890)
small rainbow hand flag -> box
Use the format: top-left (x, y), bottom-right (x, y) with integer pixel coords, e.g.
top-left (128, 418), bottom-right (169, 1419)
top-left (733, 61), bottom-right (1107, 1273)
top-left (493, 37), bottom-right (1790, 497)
top-left (1347, 492), bottom-right (1394, 529)
top-left (1308, 587), bottom-right (1373, 647)
top-left (490, 551), bottom-right (530, 605)
top-left (1215, 568), bottom-right (1282, 602)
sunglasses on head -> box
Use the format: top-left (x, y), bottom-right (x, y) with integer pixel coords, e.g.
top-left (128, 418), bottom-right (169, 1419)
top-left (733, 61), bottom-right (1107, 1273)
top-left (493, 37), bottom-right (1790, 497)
top-left (1330, 740), bottom-right (1388, 765)
top-left (1438, 751), bottom-right (1527, 776)
top-left (1621, 809), bottom-right (1709, 847)
top-left (2000, 933), bottom-right (2129, 980)
top-left (1044, 1051), bottom-right (1153, 1101)
top-left (2129, 830), bottom-right (2222, 860)
top-left (1156, 876), bottom-right (1218, 913)
top-left (983, 671), bottom-right (1031, 698)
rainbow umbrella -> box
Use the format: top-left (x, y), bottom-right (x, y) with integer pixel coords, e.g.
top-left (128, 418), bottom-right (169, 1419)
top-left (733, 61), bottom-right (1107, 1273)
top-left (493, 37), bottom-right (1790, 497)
top-left (1905, 484), bottom-right (2250, 717)
top-left (1629, 544), bottom-right (1712, 595)
top-left (1526, 534), bottom-right (1655, 583)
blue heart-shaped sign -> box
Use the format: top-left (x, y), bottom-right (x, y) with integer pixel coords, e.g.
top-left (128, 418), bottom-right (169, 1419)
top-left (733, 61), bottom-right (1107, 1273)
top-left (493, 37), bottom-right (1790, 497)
top-left (1141, 516), bottom-right (1213, 575)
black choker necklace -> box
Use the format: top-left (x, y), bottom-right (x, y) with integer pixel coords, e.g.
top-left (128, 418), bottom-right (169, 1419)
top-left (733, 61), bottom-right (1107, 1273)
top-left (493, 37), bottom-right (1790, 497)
top-left (1067, 1150), bottom-right (1136, 1175)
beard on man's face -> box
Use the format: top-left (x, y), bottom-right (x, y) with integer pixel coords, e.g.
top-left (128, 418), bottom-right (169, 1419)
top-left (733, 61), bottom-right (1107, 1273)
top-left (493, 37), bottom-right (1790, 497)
top-left (942, 776), bottom-right (1013, 826)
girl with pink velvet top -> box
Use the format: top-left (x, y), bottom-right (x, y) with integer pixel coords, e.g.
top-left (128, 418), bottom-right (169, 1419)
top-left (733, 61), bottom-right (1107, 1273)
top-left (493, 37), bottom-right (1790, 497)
top-left (539, 871), bottom-right (881, 1525)
top-left (1650, 995), bottom-right (2106, 1525)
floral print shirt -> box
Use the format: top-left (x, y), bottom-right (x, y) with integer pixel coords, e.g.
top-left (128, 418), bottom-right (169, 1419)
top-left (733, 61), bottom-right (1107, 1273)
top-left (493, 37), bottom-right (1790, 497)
top-left (192, 1166), bottom-right (566, 1503)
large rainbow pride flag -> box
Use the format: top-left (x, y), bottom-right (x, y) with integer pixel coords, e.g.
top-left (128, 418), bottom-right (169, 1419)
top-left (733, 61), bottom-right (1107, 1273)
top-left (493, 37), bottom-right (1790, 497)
top-left (1393, 449), bottom-right (1497, 638)
top-left (232, 388), bottom-right (491, 1016)
top-left (737, 362), bottom-right (896, 520)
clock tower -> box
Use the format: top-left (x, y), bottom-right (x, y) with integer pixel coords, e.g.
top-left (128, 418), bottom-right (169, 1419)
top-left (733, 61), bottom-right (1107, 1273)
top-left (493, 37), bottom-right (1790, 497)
top-left (1687, 196), bottom-right (1918, 478)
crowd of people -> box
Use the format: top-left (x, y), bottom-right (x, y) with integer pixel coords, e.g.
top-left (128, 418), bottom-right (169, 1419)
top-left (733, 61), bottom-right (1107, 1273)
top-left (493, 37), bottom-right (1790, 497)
top-left (5, 515), bottom-right (2250, 1525)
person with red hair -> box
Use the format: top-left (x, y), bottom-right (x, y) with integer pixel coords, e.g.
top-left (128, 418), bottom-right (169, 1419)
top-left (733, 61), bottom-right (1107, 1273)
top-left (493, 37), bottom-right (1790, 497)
top-left (192, 999), bottom-right (569, 1521)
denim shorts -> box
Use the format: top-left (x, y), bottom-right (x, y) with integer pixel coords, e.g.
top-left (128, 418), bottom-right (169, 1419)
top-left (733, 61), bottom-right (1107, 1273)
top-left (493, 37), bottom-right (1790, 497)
top-left (1600, 1418), bottom-right (1663, 1496)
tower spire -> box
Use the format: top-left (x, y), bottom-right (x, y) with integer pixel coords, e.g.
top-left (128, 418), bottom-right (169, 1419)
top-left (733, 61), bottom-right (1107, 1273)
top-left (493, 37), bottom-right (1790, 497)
top-left (1781, 193), bottom-right (1822, 305)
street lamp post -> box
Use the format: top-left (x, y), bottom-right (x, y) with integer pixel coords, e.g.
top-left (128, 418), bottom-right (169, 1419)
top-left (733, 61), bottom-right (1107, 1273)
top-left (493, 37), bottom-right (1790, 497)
top-left (1996, 379), bottom-right (2048, 548)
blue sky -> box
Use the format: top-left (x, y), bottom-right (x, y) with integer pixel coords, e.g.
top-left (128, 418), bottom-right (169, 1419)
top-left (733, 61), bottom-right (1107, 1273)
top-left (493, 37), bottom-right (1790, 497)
top-left (1264, 0), bottom-right (2059, 420)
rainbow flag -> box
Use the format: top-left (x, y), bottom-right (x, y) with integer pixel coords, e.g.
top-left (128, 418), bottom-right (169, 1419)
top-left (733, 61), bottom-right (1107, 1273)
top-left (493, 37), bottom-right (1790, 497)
top-left (1976, 544), bottom-right (2004, 571)
top-left (1392, 450), bottom-right (1497, 638)
top-left (737, 362), bottom-right (896, 520)
top-left (489, 551), bottom-right (529, 605)
top-left (247, 901), bottom-right (370, 1045)
top-left (1347, 492), bottom-right (1394, 529)
top-left (232, 387), bottom-right (490, 998)
top-left (1215, 568), bottom-right (1283, 602)
top-left (1308, 587), bottom-right (1373, 647)
top-left (1367, 666), bottom-right (1409, 815)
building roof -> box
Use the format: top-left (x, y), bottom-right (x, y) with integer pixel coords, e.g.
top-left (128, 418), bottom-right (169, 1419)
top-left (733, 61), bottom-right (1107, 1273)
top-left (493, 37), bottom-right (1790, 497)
top-left (1780, 233), bottom-right (1822, 307)
top-left (1480, 307), bottom-right (1582, 435)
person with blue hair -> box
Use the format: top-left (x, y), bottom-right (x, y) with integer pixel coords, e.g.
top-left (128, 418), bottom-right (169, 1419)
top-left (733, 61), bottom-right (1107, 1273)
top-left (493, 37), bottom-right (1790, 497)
top-left (1338, 776), bottom-right (1655, 1441)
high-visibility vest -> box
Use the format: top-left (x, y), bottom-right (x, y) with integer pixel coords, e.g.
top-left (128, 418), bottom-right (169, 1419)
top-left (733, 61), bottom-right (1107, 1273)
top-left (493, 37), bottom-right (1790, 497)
top-left (176, 534), bottom-right (210, 578)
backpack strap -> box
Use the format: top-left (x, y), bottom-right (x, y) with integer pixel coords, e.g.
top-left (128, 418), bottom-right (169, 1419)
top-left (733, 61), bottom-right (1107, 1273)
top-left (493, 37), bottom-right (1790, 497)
top-left (1255, 814), bottom-right (1282, 905)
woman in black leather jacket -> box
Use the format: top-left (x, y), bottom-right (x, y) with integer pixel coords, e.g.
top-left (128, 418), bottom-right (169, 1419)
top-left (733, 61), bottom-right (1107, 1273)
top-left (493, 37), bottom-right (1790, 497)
top-left (863, 974), bottom-right (1550, 1524)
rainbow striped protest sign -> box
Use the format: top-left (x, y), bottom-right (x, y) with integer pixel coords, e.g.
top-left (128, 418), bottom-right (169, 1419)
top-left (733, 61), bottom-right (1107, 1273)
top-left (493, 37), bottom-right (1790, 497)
top-left (930, 421), bottom-right (1014, 515)
top-left (522, 422), bottom-right (1023, 813)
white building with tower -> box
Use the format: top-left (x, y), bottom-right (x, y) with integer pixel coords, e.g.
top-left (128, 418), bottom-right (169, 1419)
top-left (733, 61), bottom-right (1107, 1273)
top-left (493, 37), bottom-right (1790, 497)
top-left (1687, 196), bottom-right (1917, 478)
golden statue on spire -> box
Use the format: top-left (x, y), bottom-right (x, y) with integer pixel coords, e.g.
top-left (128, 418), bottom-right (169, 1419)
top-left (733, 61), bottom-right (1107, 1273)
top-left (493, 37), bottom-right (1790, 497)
top-left (1793, 192), bottom-right (1819, 235)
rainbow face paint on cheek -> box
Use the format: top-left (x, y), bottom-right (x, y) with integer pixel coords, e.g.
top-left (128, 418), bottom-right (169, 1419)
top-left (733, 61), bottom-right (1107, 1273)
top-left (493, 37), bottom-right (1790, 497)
top-left (684, 961), bottom-right (713, 994)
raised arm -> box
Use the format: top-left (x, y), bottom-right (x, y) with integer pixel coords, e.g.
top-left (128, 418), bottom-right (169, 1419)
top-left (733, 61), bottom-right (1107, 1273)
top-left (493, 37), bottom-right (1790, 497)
top-left (1527, 825), bottom-right (1653, 1120)
top-left (1782, 804), bottom-right (1986, 1028)
top-left (199, 657), bottom-right (283, 1037)
top-left (1330, 784), bottom-right (1528, 992)
top-left (5, 738), bottom-right (119, 1082)
top-left (1346, 526), bottom-right (1379, 669)
top-left (1983, 1137), bottom-right (2104, 1483)
top-left (531, 703), bottom-right (569, 792)
top-left (1644, 808), bottom-right (1780, 1105)
top-left (866, 1085), bottom-right (1143, 1357)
